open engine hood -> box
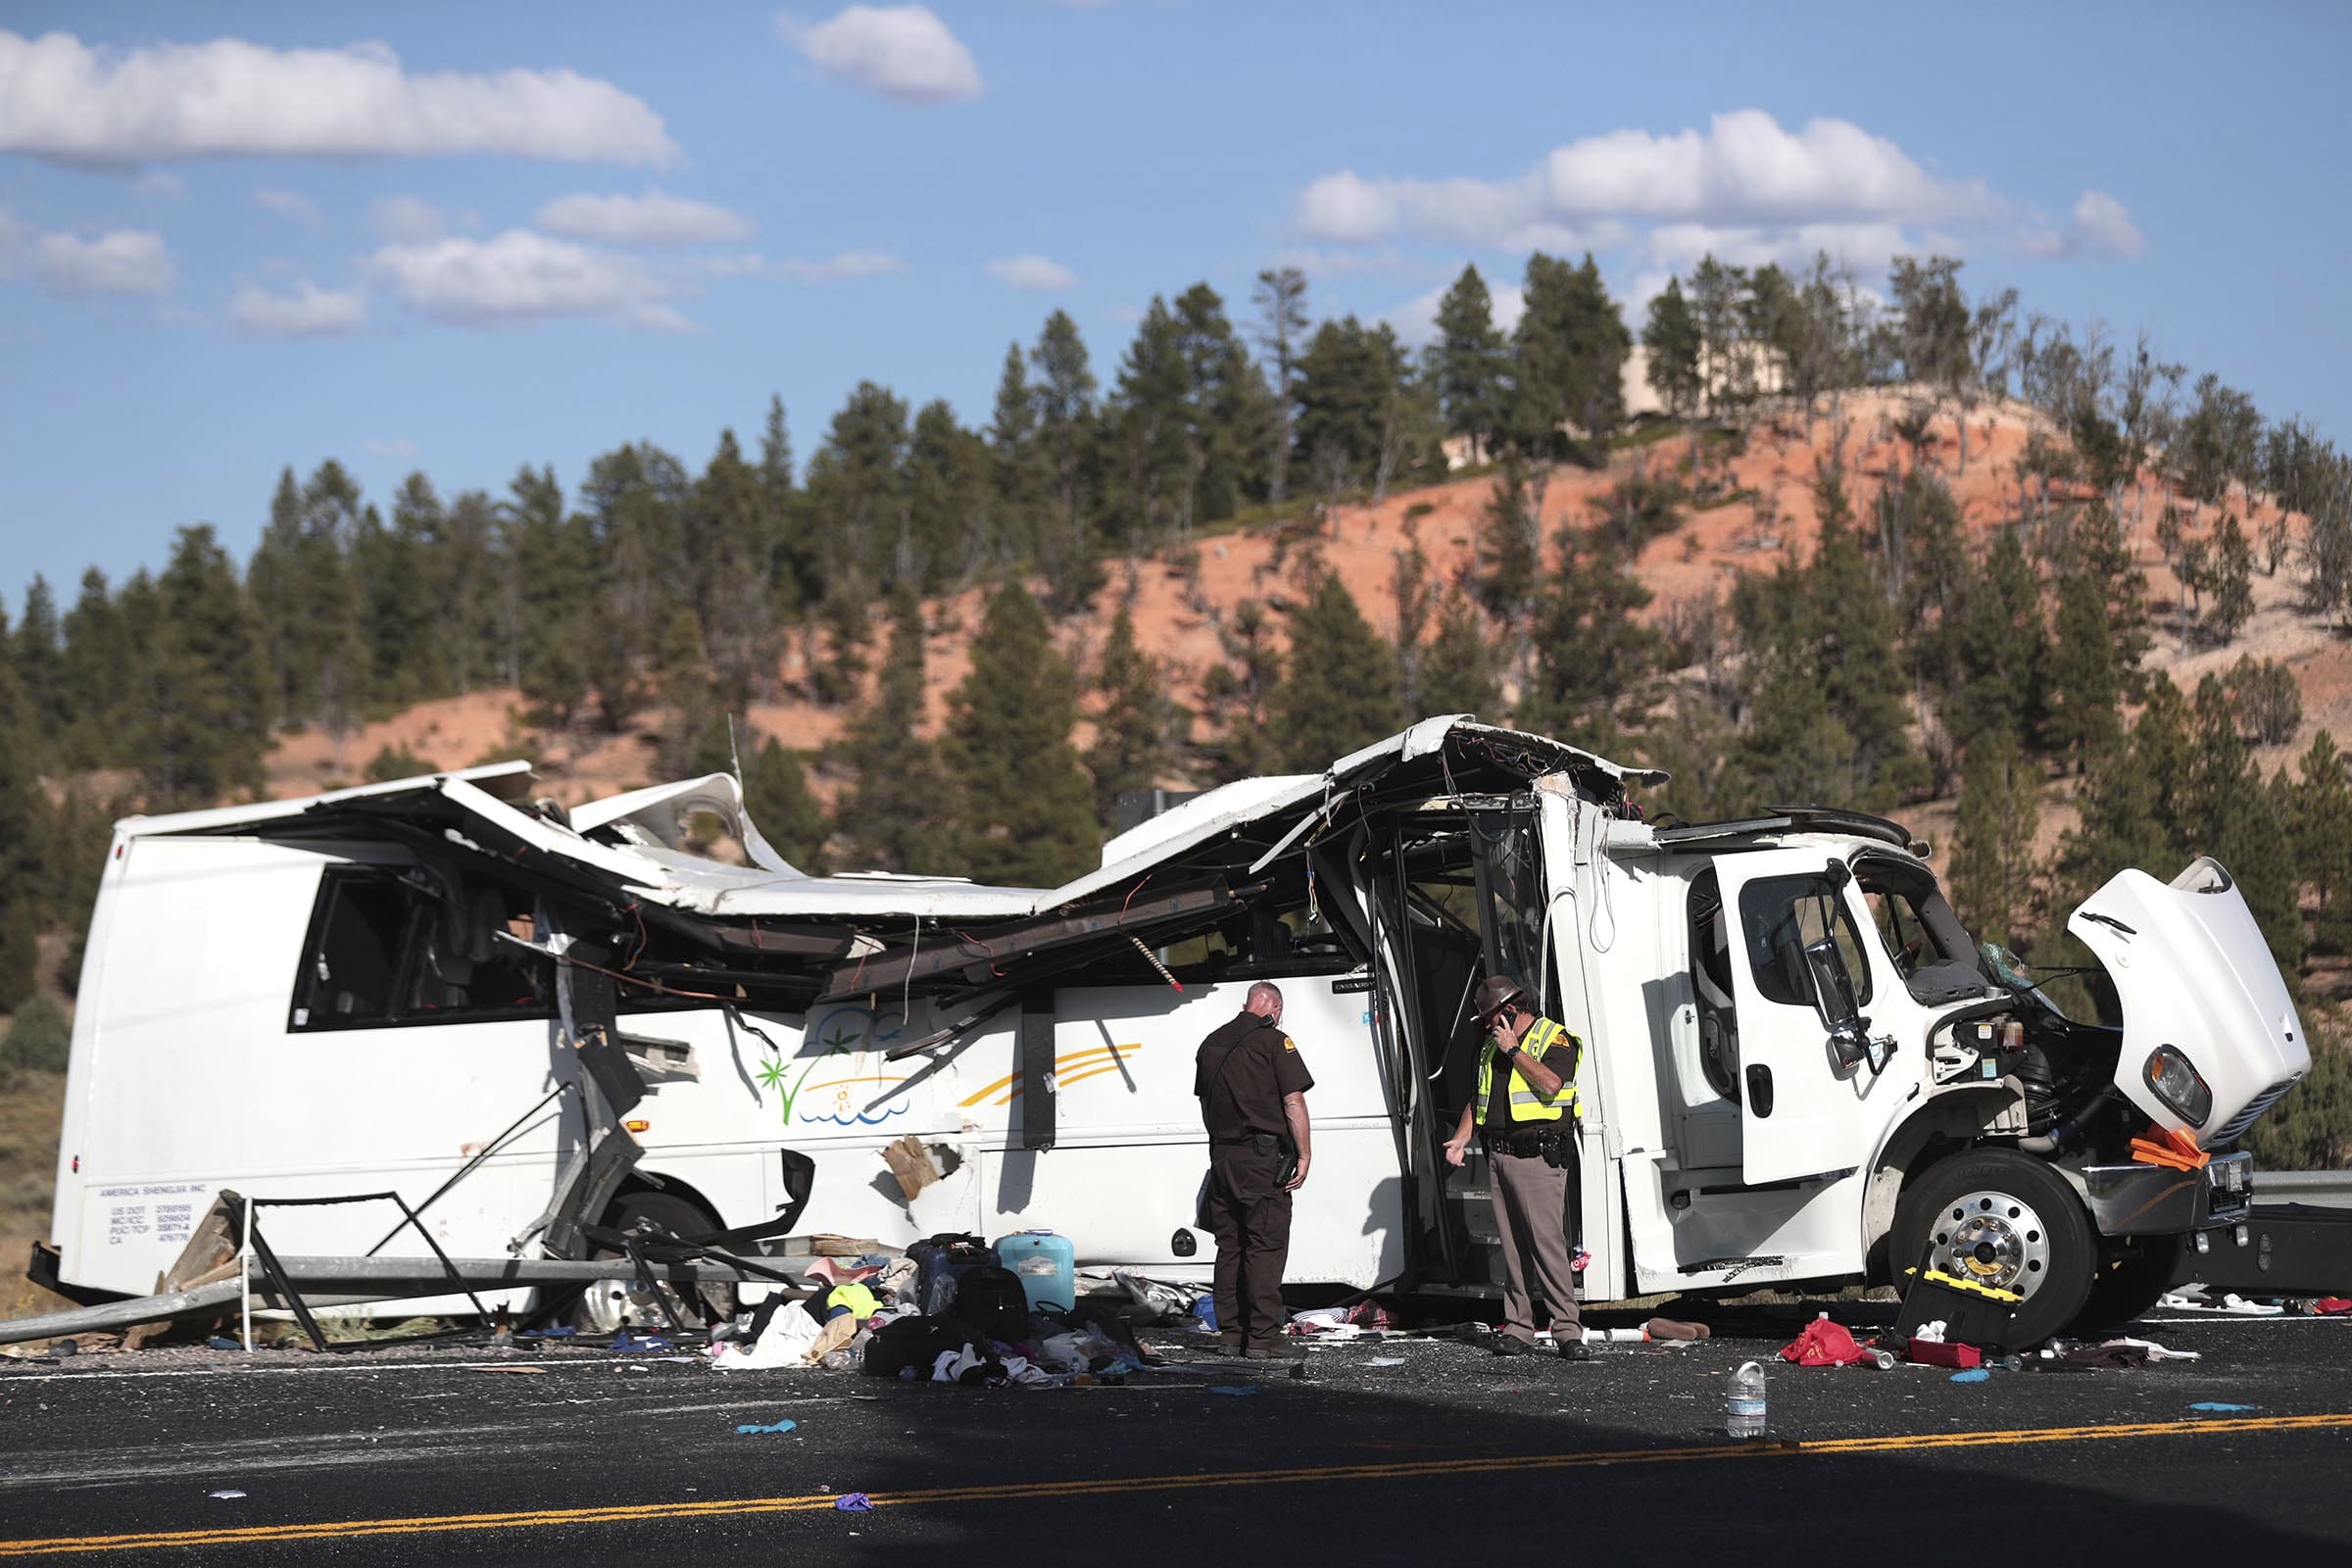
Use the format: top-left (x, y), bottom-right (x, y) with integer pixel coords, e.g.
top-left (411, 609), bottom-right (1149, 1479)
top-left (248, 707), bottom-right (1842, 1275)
top-left (2067, 857), bottom-right (2310, 1144)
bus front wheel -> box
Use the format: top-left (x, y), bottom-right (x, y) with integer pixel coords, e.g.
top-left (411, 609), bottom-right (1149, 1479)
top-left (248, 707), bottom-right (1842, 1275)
top-left (573, 1190), bottom-right (735, 1335)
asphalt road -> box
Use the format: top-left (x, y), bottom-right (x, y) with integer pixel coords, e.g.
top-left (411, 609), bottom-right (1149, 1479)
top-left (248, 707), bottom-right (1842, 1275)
top-left (4, 1303), bottom-right (2349, 1565)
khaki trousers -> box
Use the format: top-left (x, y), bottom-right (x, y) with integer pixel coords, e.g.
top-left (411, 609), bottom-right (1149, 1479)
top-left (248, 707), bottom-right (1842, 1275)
top-left (1489, 1144), bottom-right (1581, 1344)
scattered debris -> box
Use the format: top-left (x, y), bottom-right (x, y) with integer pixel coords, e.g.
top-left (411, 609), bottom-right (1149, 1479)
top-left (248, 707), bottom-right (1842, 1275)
top-left (2190, 1402), bottom-right (2258, 1413)
top-left (834, 1494), bottom-right (872, 1512)
top-left (471, 1365), bottom-right (549, 1376)
top-left (881, 1135), bottom-right (943, 1202)
top-left (1950, 1368), bottom-right (1990, 1384)
top-left (1207, 1384), bottom-right (1261, 1396)
top-left (1779, 1314), bottom-right (1870, 1367)
top-left (209, 1491), bottom-right (247, 1500)
top-left (736, 1419), bottom-right (799, 1435)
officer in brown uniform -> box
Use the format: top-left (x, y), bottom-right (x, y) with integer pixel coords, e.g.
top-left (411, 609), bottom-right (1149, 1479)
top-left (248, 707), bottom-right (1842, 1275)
top-left (1195, 981), bottom-right (1313, 1360)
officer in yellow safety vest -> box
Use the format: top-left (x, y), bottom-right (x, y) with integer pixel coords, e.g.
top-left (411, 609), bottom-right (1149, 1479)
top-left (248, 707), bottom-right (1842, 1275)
top-left (1444, 974), bottom-right (1590, 1360)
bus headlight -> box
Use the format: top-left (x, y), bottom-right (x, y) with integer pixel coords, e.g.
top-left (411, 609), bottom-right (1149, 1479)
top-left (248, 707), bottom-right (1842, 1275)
top-left (2146, 1046), bottom-right (2213, 1127)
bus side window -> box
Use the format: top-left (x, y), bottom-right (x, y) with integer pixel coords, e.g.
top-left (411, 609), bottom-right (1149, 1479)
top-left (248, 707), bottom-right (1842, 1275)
top-left (292, 868), bottom-right (551, 1030)
top-left (296, 872), bottom-right (417, 1026)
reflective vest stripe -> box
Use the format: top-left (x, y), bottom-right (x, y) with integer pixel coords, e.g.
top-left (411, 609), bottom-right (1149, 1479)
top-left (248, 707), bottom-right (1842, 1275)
top-left (1477, 1015), bottom-right (1583, 1123)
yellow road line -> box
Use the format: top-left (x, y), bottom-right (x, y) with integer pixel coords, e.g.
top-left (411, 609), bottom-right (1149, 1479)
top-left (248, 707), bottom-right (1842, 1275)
top-left (5, 1412), bottom-right (2346, 1556)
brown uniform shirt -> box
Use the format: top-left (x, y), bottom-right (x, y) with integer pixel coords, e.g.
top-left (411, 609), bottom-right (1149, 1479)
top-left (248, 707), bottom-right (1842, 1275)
top-left (1195, 1011), bottom-right (1314, 1141)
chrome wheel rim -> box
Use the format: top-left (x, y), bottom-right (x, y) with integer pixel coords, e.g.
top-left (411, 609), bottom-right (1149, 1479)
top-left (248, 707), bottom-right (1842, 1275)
top-left (1928, 1189), bottom-right (2051, 1298)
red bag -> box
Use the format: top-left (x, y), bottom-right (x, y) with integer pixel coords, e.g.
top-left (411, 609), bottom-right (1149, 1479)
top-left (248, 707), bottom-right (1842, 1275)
top-left (1905, 1337), bottom-right (1983, 1369)
top-left (1778, 1315), bottom-right (1868, 1367)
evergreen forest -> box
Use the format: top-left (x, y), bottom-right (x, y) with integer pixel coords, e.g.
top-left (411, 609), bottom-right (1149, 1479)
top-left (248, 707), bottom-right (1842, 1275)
top-left (8, 248), bottom-right (2352, 1164)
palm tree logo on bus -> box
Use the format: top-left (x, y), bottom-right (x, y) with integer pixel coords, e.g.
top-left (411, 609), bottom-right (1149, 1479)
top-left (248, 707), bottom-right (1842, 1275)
top-left (754, 1008), bottom-right (908, 1126)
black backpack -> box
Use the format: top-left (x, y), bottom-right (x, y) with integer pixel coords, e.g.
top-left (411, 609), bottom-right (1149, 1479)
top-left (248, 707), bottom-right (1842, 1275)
top-left (861, 1314), bottom-right (974, 1379)
top-left (953, 1265), bottom-right (1031, 1346)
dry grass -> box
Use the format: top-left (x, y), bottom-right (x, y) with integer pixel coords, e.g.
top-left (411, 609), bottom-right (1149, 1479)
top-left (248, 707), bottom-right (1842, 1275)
top-left (0, 1071), bottom-right (69, 1323)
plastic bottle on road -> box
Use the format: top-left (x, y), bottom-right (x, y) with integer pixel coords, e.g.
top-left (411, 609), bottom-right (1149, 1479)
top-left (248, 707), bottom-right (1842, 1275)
top-left (1725, 1360), bottom-right (1767, 1439)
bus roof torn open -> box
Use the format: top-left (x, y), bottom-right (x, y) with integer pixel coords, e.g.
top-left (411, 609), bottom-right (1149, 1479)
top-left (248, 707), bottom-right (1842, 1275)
top-left (126, 716), bottom-right (1656, 1019)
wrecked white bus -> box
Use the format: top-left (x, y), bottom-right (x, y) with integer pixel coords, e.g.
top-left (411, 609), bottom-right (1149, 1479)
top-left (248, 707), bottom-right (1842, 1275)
top-left (38, 718), bottom-right (2307, 1344)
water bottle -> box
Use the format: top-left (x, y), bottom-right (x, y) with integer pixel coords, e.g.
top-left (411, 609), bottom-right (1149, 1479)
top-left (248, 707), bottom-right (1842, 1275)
top-left (1725, 1360), bottom-right (1767, 1439)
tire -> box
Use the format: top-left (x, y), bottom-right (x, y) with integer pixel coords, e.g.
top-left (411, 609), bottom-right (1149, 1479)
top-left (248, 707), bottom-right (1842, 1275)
top-left (572, 1190), bottom-right (736, 1335)
top-left (2078, 1235), bottom-right (2187, 1331)
top-left (1892, 1150), bottom-right (2096, 1348)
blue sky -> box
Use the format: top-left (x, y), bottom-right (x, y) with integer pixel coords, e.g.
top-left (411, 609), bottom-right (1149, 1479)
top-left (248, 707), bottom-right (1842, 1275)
top-left (3, 2), bottom-right (2347, 613)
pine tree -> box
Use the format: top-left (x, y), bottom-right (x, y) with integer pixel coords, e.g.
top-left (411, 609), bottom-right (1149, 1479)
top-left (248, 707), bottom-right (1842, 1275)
top-left (836, 588), bottom-right (949, 874)
top-left (1525, 523), bottom-right (1667, 739)
top-left (1947, 729), bottom-right (2042, 953)
top-left (1104, 296), bottom-right (1192, 552)
top-left (1088, 604), bottom-right (1180, 826)
top-left (803, 381), bottom-right (912, 594)
top-left (1433, 264), bottom-right (1509, 461)
top-left (1642, 277), bottom-right (1703, 421)
top-left (744, 737), bottom-right (828, 873)
top-left (57, 568), bottom-right (128, 768)
top-left (505, 466), bottom-right (593, 729)
top-left (0, 605), bottom-right (42, 1008)
top-left (2295, 731), bottom-right (2352, 953)
top-left (13, 574), bottom-right (65, 760)
top-left (1413, 590), bottom-right (1502, 722)
top-left (906, 400), bottom-right (990, 591)
top-left (1945, 525), bottom-right (2049, 757)
top-left (988, 341), bottom-right (1046, 565)
top-left (1252, 267), bottom-right (1309, 505)
top-left (759, 394), bottom-right (817, 616)
top-left (2186, 676), bottom-right (2303, 979)
top-left (135, 525), bottom-right (271, 808)
top-left (943, 582), bottom-right (1099, 887)
top-left (1172, 282), bottom-right (1271, 527)
top-left (2203, 511), bottom-right (2256, 645)
top-left (1030, 312), bottom-right (1103, 612)
top-left (2040, 566), bottom-right (2122, 768)
top-left (691, 428), bottom-right (778, 707)
top-left (1267, 573), bottom-right (1405, 772)
top-left (1510, 252), bottom-right (1631, 456)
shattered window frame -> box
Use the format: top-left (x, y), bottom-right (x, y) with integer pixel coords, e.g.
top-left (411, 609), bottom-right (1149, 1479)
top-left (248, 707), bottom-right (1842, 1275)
top-left (288, 864), bottom-right (558, 1033)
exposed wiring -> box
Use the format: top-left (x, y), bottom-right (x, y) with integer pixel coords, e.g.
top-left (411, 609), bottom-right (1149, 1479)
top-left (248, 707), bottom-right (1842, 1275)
top-left (1128, 934), bottom-right (1184, 993)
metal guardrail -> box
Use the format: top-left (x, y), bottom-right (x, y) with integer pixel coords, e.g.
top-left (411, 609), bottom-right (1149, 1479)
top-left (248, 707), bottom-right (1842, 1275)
top-left (2259, 1170), bottom-right (2352, 1207)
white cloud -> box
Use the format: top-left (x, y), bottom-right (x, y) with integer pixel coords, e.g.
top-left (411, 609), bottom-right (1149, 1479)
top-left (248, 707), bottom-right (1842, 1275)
top-left (988, 253), bottom-right (1076, 291)
top-left (773, 249), bottom-right (905, 280)
top-left (362, 227), bottom-right (689, 331)
top-left (1385, 279), bottom-right (1526, 350)
top-left (29, 228), bottom-right (173, 295)
top-left (534, 187), bottom-right (754, 246)
top-left (786, 5), bottom-right (981, 105)
top-left (369, 194), bottom-right (447, 243)
top-left (229, 278), bottom-right (366, 337)
top-left (0, 29), bottom-right (676, 165)
top-left (1300, 111), bottom-right (2003, 258)
top-left (252, 187), bottom-right (320, 225)
top-left (364, 437), bottom-right (417, 456)
top-left (2071, 189), bottom-right (2144, 260)
top-left (1297, 172), bottom-right (1397, 244)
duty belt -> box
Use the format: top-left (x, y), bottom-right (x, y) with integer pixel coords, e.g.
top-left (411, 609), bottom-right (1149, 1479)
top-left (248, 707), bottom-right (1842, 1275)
top-left (1485, 1127), bottom-right (1563, 1158)
top-left (1212, 1133), bottom-right (1286, 1154)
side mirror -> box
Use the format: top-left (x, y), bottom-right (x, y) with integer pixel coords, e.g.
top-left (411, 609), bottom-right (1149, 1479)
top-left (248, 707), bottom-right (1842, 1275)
top-left (1803, 935), bottom-right (1860, 1028)
top-left (1804, 934), bottom-right (1876, 1072)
